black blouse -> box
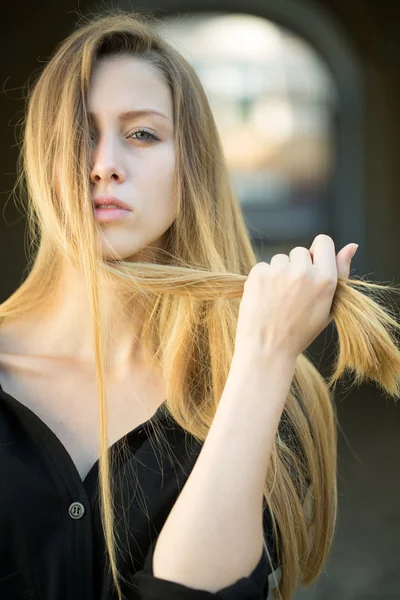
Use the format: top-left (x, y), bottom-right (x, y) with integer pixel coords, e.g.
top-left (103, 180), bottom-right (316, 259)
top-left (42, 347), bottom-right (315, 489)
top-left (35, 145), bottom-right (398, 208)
top-left (0, 381), bottom-right (280, 600)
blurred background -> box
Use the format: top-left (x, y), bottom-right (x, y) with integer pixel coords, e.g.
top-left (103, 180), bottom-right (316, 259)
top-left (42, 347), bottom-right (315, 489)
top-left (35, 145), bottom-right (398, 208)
top-left (0, 1), bottom-right (399, 598)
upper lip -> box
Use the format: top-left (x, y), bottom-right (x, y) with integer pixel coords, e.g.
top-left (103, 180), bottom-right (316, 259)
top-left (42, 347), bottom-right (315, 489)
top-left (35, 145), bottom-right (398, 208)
top-left (93, 195), bottom-right (132, 211)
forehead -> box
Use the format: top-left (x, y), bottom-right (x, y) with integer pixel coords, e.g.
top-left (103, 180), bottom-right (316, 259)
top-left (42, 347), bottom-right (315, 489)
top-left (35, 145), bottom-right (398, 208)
top-left (88, 55), bottom-right (173, 119)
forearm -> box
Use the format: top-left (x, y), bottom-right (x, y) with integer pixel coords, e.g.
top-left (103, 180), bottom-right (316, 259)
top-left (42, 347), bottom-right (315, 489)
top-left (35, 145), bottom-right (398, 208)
top-left (152, 349), bottom-right (296, 592)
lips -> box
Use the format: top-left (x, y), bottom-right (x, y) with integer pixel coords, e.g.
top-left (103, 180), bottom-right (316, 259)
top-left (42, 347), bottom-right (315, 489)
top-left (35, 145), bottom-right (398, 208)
top-left (93, 196), bottom-right (132, 211)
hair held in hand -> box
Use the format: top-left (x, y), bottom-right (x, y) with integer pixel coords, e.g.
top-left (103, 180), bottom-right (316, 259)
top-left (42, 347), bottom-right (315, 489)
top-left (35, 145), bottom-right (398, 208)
top-left (2, 10), bottom-right (400, 600)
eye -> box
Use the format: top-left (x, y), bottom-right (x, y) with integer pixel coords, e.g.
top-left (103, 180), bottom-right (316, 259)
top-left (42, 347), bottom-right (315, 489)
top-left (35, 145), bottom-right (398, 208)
top-left (129, 128), bottom-right (160, 142)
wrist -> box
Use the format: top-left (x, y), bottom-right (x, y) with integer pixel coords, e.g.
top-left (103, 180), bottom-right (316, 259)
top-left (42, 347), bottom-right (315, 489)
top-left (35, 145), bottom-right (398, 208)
top-left (218, 346), bottom-right (297, 421)
top-left (232, 344), bottom-right (297, 374)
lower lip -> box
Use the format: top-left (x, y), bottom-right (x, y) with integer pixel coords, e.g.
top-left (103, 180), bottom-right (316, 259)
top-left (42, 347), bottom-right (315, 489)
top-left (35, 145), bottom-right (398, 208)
top-left (94, 207), bottom-right (132, 222)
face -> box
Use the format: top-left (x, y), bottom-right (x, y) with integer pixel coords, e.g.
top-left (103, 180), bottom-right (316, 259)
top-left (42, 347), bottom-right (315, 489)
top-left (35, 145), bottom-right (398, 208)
top-left (87, 54), bottom-right (176, 261)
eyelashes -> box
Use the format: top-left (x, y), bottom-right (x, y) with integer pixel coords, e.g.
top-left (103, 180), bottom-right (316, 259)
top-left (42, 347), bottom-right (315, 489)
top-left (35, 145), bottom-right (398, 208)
top-left (88, 127), bottom-right (161, 144)
top-left (129, 128), bottom-right (160, 142)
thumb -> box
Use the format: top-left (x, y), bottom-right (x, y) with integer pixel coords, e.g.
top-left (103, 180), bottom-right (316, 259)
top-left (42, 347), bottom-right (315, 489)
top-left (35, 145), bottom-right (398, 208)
top-left (337, 243), bottom-right (358, 280)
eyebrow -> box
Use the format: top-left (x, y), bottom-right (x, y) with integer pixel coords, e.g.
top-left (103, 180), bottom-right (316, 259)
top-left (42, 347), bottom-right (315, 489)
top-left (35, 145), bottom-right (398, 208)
top-left (88, 109), bottom-right (172, 123)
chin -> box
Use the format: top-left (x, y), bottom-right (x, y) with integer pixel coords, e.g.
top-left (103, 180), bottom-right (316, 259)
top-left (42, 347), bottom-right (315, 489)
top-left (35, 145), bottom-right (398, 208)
top-left (97, 225), bottom-right (171, 263)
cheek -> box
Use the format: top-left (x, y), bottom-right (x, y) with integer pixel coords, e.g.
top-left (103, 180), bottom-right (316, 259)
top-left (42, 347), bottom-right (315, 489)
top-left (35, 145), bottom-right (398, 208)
top-left (153, 146), bottom-right (175, 182)
top-left (140, 147), bottom-right (175, 198)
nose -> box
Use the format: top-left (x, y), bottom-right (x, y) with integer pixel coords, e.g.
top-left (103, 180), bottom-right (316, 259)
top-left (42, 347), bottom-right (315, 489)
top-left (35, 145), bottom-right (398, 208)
top-left (89, 138), bottom-right (126, 185)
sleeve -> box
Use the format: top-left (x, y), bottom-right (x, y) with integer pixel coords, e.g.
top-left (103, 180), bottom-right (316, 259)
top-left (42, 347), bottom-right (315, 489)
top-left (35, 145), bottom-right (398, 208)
top-left (131, 538), bottom-right (270, 600)
top-left (130, 499), bottom-right (280, 600)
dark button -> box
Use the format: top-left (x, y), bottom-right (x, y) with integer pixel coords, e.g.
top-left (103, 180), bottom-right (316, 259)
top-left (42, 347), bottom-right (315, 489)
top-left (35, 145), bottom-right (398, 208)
top-left (68, 501), bottom-right (86, 519)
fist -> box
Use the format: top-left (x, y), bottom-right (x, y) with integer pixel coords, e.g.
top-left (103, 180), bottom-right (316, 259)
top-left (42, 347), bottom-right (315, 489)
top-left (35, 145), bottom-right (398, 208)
top-left (234, 235), bottom-right (358, 362)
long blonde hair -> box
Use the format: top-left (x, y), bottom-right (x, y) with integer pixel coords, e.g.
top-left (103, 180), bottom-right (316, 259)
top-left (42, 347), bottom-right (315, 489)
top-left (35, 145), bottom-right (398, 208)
top-left (2, 10), bottom-right (400, 599)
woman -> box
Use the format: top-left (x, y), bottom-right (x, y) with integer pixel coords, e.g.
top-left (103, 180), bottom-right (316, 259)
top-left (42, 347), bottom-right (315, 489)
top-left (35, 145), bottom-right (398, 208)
top-left (1, 10), bottom-right (399, 600)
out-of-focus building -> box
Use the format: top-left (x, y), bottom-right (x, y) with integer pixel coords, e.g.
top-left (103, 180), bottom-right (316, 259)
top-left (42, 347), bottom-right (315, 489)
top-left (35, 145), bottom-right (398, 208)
top-left (158, 13), bottom-right (337, 257)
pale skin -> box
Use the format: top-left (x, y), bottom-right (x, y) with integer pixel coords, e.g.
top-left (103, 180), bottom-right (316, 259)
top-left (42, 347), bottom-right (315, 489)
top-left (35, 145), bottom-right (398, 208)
top-left (4, 54), bottom-right (177, 373)
top-left (4, 54), bottom-right (357, 590)
top-left (152, 235), bottom-right (357, 590)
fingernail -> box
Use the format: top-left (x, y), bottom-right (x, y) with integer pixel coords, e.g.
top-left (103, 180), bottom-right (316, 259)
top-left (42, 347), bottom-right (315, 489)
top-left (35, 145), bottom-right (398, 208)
top-left (349, 244), bottom-right (359, 259)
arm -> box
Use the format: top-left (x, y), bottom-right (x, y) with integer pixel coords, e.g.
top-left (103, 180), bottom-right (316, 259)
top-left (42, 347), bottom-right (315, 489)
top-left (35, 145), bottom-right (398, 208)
top-left (152, 236), bottom-right (353, 593)
top-left (152, 349), bottom-right (296, 593)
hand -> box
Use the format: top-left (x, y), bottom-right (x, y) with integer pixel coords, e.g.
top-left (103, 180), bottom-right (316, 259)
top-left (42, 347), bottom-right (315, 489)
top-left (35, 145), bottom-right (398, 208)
top-left (234, 235), bottom-right (358, 363)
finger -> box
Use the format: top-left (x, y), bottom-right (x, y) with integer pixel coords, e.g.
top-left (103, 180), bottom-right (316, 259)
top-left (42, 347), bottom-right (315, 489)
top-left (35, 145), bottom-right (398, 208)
top-left (309, 234), bottom-right (337, 279)
top-left (270, 253), bottom-right (289, 266)
top-left (336, 244), bottom-right (356, 279)
top-left (289, 246), bottom-right (313, 266)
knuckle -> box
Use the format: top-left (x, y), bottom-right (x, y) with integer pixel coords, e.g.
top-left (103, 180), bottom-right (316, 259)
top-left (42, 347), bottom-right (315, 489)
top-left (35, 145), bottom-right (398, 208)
top-left (271, 263), bottom-right (287, 275)
top-left (291, 264), bottom-right (310, 279)
top-left (246, 262), bottom-right (268, 283)
top-left (316, 274), bottom-right (337, 291)
top-left (253, 261), bottom-right (269, 270)
top-left (289, 269), bottom-right (306, 282)
top-left (250, 261), bottom-right (269, 275)
top-left (289, 246), bottom-right (308, 255)
top-left (317, 233), bottom-right (334, 244)
top-left (272, 253), bottom-right (289, 260)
